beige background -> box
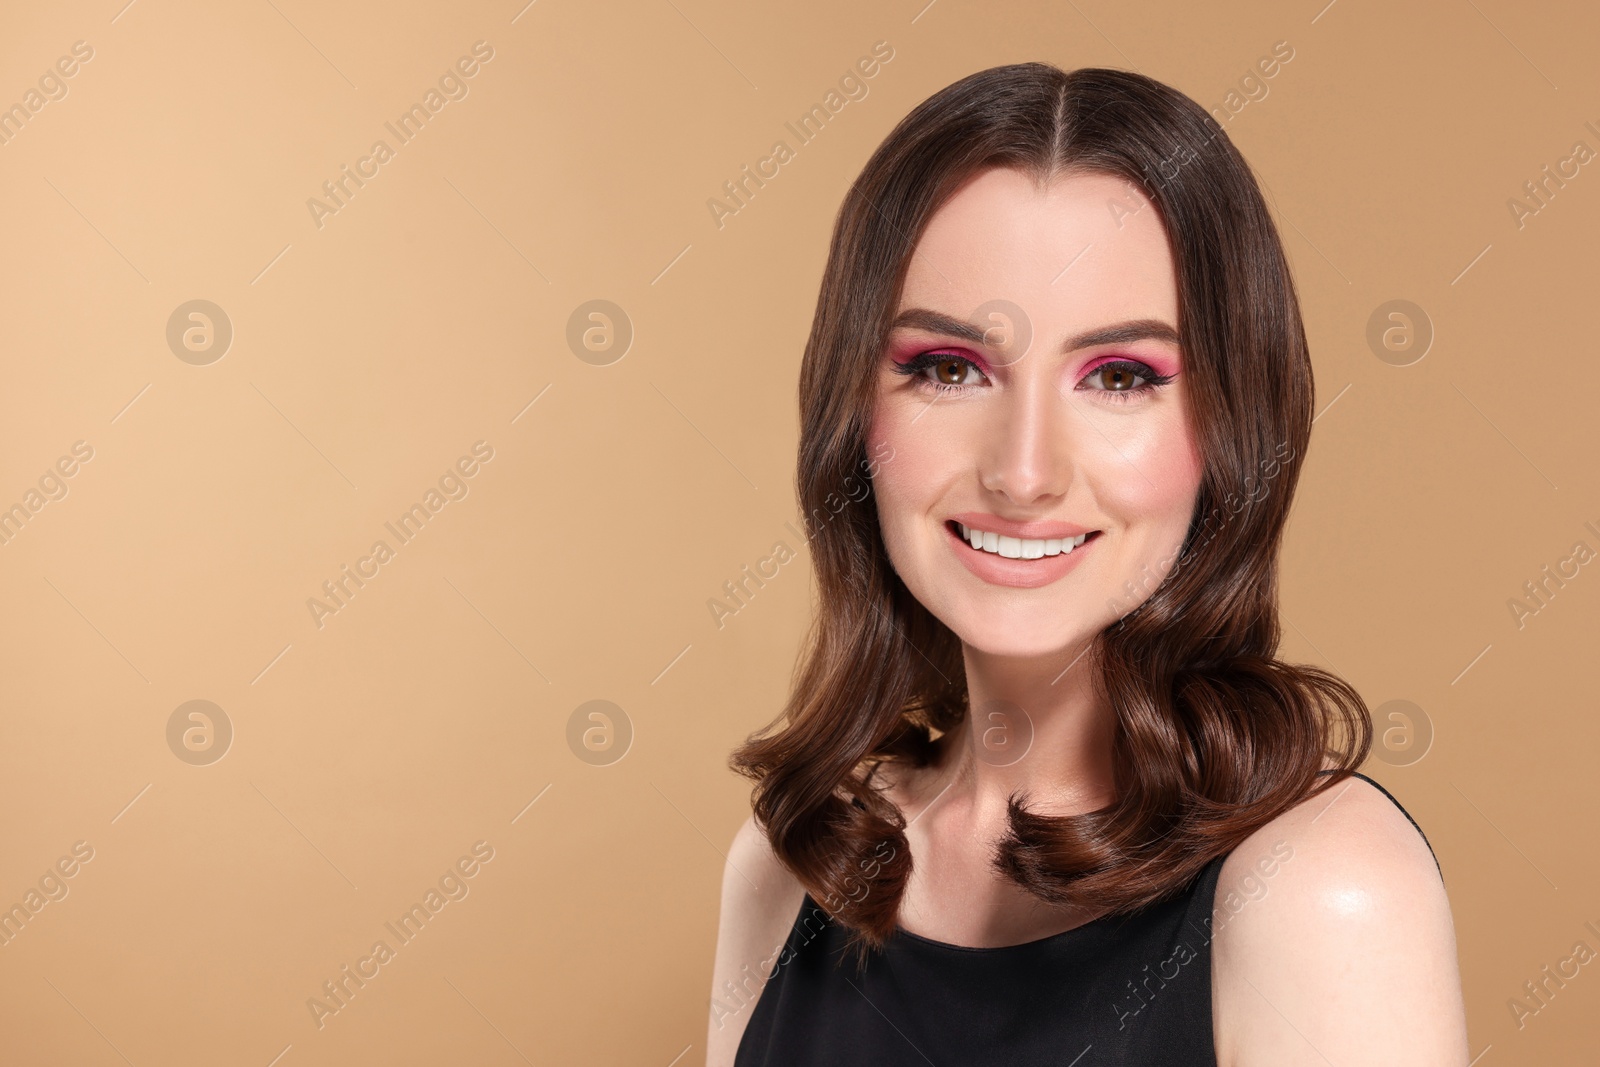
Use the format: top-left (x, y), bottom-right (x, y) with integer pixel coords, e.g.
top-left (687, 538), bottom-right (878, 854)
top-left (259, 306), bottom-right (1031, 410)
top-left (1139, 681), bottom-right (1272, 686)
top-left (0, 0), bottom-right (1596, 1062)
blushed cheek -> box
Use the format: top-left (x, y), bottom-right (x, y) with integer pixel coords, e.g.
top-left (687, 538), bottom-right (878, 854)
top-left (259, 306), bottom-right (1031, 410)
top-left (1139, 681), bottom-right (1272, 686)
top-left (865, 394), bottom-right (954, 562)
top-left (1094, 411), bottom-right (1204, 537)
top-left (864, 394), bottom-right (894, 472)
top-left (866, 406), bottom-right (913, 534)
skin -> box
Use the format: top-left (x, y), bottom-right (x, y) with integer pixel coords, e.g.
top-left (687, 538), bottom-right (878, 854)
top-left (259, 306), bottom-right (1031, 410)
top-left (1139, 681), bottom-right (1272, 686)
top-left (707, 167), bottom-right (1468, 1066)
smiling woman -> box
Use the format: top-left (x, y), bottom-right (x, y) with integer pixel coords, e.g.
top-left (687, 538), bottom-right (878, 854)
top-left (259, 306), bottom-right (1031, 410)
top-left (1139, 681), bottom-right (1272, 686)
top-left (708, 63), bottom-right (1466, 1066)
top-left (870, 167), bottom-right (1199, 624)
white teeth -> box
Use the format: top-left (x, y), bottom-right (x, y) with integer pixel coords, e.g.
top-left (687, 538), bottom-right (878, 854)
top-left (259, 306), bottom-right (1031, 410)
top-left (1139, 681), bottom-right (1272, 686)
top-left (955, 523), bottom-right (1089, 558)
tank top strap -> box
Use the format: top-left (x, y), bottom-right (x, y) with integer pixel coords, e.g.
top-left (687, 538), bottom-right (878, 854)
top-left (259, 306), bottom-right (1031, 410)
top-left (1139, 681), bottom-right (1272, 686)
top-left (856, 764), bottom-right (1440, 877)
top-left (1315, 768), bottom-right (1441, 880)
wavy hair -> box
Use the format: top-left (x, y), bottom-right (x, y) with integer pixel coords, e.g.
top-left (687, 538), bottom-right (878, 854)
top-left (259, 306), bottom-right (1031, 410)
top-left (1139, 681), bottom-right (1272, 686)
top-left (729, 62), bottom-right (1371, 965)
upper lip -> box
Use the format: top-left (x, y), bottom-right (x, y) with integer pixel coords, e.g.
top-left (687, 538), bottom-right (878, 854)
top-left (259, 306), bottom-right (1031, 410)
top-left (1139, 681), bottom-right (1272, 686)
top-left (948, 512), bottom-right (1096, 540)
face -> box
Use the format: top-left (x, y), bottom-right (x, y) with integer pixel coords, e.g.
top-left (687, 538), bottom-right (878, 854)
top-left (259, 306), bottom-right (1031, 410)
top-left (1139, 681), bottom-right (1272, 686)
top-left (865, 167), bottom-right (1204, 659)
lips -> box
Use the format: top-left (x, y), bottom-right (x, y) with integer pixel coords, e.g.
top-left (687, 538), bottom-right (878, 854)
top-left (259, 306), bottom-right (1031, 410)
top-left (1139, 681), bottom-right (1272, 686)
top-left (946, 510), bottom-right (1094, 541)
top-left (943, 519), bottom-right (1099, 589)
top-left (950, 520), bottom-right (1095, 559)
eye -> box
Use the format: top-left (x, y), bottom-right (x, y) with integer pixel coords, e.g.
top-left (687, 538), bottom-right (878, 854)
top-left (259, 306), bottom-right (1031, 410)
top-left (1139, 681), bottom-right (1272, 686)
top-left (1077, 358), bottom-right (1175, 401)
top-left (891, 351), bottom-right (990, 395)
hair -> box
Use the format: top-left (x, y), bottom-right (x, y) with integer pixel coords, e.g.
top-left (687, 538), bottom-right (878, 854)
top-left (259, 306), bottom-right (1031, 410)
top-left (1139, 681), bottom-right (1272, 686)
top-left (729, 62), bottom-right (1372, 967)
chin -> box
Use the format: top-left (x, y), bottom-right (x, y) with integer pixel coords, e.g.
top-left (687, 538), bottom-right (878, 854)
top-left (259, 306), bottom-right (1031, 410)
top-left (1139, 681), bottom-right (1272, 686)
top-left (939, 597), bottom-right (1100, 661)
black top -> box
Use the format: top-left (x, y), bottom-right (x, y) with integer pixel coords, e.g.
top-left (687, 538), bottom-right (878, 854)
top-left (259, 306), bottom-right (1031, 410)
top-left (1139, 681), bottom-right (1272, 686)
top-left (734, 769), bottom-right (1439, 1066)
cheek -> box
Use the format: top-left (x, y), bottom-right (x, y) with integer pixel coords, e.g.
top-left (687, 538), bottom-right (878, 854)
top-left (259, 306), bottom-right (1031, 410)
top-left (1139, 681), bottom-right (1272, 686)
top-left (865, 394), bottom-right (954, 549)
top-left (865, 415), bottom-right (906, 525)
top-left (1090, 408), bottom-right (1203, 530)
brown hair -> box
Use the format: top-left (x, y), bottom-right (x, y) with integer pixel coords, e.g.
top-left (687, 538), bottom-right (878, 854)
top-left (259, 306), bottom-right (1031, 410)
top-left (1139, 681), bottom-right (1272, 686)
top-left (729, 62), bottom-right (1371, 965)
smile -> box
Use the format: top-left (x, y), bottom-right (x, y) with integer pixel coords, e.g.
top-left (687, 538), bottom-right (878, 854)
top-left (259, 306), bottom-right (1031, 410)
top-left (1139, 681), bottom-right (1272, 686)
top-left (951, 521), bottom-right (1093, 559)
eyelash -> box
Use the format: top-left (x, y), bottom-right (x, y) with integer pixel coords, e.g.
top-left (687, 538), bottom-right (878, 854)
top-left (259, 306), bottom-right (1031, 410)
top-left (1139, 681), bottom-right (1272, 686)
top-left (891, 352), bottom-right (1176, 401)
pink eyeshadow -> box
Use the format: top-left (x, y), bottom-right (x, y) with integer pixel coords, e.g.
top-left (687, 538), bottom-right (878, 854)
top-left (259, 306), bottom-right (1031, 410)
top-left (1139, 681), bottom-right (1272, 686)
top-left (887, 339), bottom-right (995, 376)
top-left (1079, 352), bottom-right (1180, 378)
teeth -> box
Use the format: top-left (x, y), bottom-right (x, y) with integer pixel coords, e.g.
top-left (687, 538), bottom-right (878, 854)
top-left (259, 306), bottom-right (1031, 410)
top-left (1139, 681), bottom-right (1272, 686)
top-left (957, 523), bottom-right (1089, 558)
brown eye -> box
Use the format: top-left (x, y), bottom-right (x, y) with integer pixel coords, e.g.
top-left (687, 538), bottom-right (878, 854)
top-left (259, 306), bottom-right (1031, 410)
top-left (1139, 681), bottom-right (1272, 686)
top-left (1079, 359), bottom-right (1175, 401)
top-left (935, 358), bottom-right (970, 385)
top-left (1093, 363), bottom-right (1145, 391)
top-left (891, 351), bottom-right (991, 393)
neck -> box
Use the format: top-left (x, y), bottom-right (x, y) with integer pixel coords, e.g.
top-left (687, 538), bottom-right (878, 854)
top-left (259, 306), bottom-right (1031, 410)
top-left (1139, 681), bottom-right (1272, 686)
top-left (936, 636), bottom-right (1117, 824)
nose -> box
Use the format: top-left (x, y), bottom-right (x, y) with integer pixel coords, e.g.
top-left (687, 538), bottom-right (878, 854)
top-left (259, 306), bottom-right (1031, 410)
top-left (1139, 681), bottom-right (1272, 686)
top-left (977, 374), bottom-right (1075, 507)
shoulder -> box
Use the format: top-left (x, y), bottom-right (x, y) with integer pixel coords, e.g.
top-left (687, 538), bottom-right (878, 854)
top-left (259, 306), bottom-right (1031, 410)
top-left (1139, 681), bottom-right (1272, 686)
top-left (1210, 773), bottom-right (1468, 1066)
top-left (706, 813), bottom-right (808, 1067)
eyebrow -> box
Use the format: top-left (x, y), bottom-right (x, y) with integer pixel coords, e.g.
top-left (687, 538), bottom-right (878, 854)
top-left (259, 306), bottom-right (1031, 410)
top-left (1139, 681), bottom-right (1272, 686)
top-left (889, 307), bottom-right (1181, 353)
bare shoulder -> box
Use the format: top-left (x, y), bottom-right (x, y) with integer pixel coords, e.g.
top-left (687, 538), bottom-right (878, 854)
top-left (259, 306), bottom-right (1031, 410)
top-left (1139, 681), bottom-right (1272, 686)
top-left (1211, 773), bottom-right (1468, 1067)
top-left (705, 813), bottom-right (807, 1067)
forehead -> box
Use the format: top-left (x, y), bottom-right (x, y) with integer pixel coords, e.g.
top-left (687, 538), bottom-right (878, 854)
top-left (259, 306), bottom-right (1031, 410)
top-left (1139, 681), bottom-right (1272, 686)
top-left (898, 167), bottom-right (1178, 330)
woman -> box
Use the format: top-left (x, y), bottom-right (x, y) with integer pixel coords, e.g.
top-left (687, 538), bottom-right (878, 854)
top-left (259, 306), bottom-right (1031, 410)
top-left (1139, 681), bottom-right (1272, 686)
top-left (707, 63), bottom-right (1467, 1065)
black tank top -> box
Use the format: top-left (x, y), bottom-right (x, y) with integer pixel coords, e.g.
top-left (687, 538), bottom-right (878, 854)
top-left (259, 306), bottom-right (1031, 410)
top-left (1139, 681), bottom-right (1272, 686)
top-left (734, 769), bottom-right (1438, 1066)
